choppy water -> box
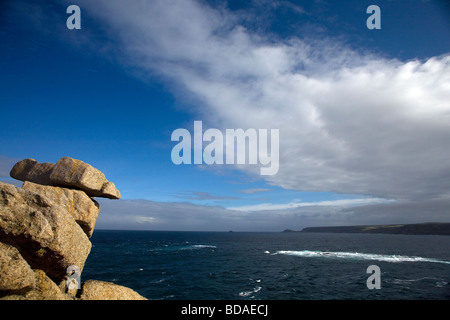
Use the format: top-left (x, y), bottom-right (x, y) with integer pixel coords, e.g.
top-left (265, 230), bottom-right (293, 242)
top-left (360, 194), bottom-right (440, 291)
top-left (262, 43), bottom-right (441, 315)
top-left (82, 231), bottom-right (450, 300)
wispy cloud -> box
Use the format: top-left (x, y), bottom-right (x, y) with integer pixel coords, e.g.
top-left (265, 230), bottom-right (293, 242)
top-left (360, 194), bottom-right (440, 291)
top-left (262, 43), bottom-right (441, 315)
top-left (3, 0), bottom-right (449, 232)
top-left (0, 156), bottom-right (23, 187)
top-left (227, 197), bottom-right (391, 212)
top-left (63, 0), bottom-right (450, 227)
top-left (95, 197), bottom-right (450, 232)
top-left (176, 191), bottom-right (239, 201)
top-left (237, 188), bottom-right (271, 194)
top-left (0, 156), bottom-right (17, 178)
top-left (75, 0), bottom-right (450, 204)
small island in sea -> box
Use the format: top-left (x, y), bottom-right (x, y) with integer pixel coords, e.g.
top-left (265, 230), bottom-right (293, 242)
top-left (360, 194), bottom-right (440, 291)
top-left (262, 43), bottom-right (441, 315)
top-left (283, 222), bottom-right (450, 236)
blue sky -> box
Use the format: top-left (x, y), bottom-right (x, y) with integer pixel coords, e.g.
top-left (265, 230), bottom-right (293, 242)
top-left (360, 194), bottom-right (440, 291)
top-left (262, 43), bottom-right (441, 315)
top-left (1, 0), bottom-right (449, 231)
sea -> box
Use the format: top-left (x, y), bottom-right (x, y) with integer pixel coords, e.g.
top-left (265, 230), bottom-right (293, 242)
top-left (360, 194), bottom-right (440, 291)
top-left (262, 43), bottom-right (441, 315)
top-left (82, 230), bottom-right (450, 300)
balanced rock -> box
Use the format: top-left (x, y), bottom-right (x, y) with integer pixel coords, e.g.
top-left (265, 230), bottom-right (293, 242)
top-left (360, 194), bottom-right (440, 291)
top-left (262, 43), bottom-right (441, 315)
top-left (9, 159), bottom-right (55, 186)
top-left (50, 157), bottom-right (121, 199)
top-left (0, 181), bottom-right (91, 283)
top-left (10, 157), bottom-right (121, 199)
top-left (1, 157), bottom-right (146, 300)
top-left (22, 181), bottom-right (100, 238)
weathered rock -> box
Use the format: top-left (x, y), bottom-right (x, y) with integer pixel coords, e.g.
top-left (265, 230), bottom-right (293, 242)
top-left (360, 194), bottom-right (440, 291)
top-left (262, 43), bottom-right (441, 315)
top-left (80, 280), bottom-right (147, 300)
top-left (24, 269), bottom-right (71, 300)
top-left (9, 157), bottom-right (121, 199)
top-left (22, 181), bottom-right (100, 238)
top-left (0, 181), bottom-right (91, 283)
top-left (9, 159), bottom-right (55, 186)
top-left (1, 157), bottom-right (144, 300)
top-left (0, 242), bottom-right (35, 293)
top-left (50, 157), bottom-right (121, 199)
top-left (1, 269), bottom-right (72, 300)
top-left (31, 270), bottom-right (72, 300)
top-left (100, 181), bottom-right (121, 199)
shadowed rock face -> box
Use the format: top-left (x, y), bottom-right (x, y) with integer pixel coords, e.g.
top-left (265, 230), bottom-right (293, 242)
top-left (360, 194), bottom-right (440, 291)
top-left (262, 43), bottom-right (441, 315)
top-left (1, 157), bottom-right (145, 300)
top-left (0, 181), bottom-right (91, 282)
top-left (0, 242), bottom-right (35, 292)
top-left (9, 159), bottom-right (55, 186)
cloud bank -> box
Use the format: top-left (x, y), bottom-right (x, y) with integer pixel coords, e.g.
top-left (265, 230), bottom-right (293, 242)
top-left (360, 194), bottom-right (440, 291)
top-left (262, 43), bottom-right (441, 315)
top-left (96, 197), bottom-right (450, 232)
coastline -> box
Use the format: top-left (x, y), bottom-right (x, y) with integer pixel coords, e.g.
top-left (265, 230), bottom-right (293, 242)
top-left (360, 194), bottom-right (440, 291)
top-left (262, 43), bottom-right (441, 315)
top-left (293, 222), bottom-right (450, 236)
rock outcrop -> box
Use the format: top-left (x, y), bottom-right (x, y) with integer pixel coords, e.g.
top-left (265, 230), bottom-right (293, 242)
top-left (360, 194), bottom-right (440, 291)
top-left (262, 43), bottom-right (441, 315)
top-left (0, 157), bottom-right (146, 300)
top-left (22, 181), bottom-right (100, 238)
top-left (10, 157), bottom-right (121, 199)
top-left (80, 280), bottom-right (147, 300)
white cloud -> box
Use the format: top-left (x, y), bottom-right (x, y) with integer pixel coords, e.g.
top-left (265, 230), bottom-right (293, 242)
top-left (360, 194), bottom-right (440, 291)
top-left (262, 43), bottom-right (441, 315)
top-left (72, 0), bottom-right (450, 226)
top-left (75, 0), bottom-right (450, 203)
top-left (0, 156), bottom-right (19, 178)
top-left (95, 197), bottom-right (450, 232)
top-left (227, 197), bottom-right (390, 212)
top-left (96, 198), bottom-right (251, 231)
top-left (0, 156), bottom-right (23, 188)
top-left (176, 191), bottom-right (239, 201)
top-left (237, 188), bottom-right (271, 194)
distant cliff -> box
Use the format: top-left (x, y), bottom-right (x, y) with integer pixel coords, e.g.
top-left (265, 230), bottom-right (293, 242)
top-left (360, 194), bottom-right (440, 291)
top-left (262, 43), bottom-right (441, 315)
top-left (299, 223), bottom-right (450, 236)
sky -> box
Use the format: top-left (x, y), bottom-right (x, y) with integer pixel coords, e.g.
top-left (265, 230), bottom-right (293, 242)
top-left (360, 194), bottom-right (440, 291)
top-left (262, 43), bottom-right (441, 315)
top-left (1, 0), bottom-right (449, 231)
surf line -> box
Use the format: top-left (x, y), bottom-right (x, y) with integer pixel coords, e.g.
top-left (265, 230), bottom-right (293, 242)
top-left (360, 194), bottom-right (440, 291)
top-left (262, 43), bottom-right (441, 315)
top-left (275, 250), bottom-right (450, 265)
top-left (171, 121), bottom-right (279, 175)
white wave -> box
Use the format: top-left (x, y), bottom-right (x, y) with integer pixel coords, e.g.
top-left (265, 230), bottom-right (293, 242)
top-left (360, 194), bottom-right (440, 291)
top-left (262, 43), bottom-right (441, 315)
top-left (239, 286), bottom-right (262, 297)
top-left (275, 250), bottom-right (450, 265)
top-left (180, 244), bottom-right (217, 250)
top-left (391, 278), bottom-right (449, 288)
top-left (150, 278), bottom-right (167, 284)
top-left (190, 244), bottom-right (217, 249)
top-left (154, 244), bottom-right (217, 251)
top-left (392, 277), bottom-right (438, 285)
top-left (435, 281), bottom-right (448, 288)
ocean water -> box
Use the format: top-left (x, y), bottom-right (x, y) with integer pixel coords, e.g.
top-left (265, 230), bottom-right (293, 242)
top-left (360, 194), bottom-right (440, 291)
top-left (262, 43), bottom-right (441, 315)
top-left (82, 230), bottom-right (450, 300)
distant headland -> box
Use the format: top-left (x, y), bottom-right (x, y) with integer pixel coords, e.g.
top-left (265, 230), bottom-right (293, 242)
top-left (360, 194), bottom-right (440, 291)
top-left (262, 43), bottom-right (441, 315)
top-left (283, 222), bottom-right (450, 236)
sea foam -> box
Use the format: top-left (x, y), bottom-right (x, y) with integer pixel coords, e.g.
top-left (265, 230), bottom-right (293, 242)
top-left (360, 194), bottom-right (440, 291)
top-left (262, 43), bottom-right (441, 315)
top-left (275, 250), bottom-right (450, 265)
top-left (239, 286), bottom-right (262, 297)
top-left (189, 244), bottom-right (217, 249)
